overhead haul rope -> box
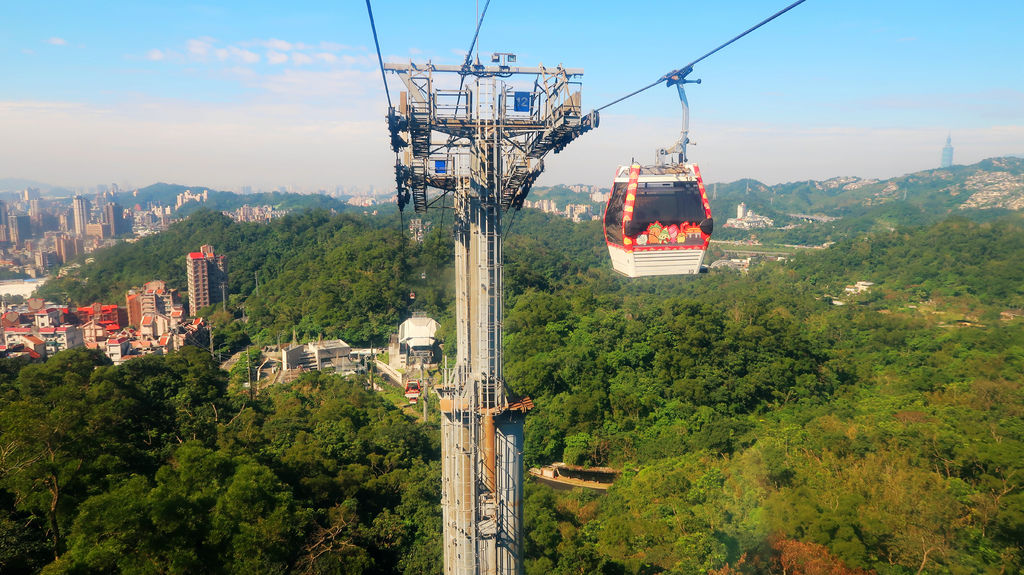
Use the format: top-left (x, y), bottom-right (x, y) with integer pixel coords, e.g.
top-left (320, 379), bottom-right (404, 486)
top-left (446, 0), bottom-right (494, 150)
top-left (593, 0), bottom-right (807, 113)
top-left (437, 0), bottom-right (494, 233)
top-left (365, 0), bottom-right (406, 226)
top-left (462, 0), bottom-right (492, 77)
top-left (365, 0), bottom-right (392, 110)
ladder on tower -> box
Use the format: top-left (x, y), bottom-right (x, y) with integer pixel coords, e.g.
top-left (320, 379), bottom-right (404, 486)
top-left (410, 158), bottom-right (428, 213)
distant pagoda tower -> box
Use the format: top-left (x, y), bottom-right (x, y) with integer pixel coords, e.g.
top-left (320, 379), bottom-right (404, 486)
top-left (941, 133), bottom-right (954, 168)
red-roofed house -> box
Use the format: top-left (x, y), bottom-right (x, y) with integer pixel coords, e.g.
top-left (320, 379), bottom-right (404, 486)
top-left (106, 337), bottom-right (130, 364)
top-left (3, 327), bottom-right (34, 347)
top-left (81, 319), bottom-right (109, 346)
top-left (33, 308), bottom-right (62, 328)
top-left (6, 333), bottom-right (47, 358)
top-left (1, 343), bottom-right (43, 360)
top-left (1, 311), bottom-right (24, 329)
top-left (75, 303), bottom-right (127, 327)
top-left (141, 313), bottom-right (169, 339)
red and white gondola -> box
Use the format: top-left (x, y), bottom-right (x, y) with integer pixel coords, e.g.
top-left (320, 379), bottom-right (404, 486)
top-left (603, 162), bottom-right (713, 277)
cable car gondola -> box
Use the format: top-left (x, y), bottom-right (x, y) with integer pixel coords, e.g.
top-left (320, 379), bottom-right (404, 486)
top-left (598, 0), bottom-right (808, 277)
top-left (404, 379), bottom-right (421, 404)
top-left (603, 68), bottom-right (713, 277)
top-left (603, 161), bottom-right (712, 277)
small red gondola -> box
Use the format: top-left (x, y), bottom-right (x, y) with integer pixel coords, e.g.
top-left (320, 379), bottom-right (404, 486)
top-left (404, 379), bottom-right (421, 404)
top-left (603, 162), bottom-right (713, 277)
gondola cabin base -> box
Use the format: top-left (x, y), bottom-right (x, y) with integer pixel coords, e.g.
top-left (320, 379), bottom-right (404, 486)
top-left (603, 163), bottom-right (713, 277)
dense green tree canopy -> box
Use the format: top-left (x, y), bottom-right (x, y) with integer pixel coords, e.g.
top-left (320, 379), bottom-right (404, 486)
top-left (13, 204), bottom-right (1024, 573)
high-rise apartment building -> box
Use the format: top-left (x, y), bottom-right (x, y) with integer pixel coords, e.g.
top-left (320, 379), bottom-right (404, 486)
top-left (186, 245), bottom-right (228, 315)
top-left (0, 200), bottom-right (8, 244)
top-left (105, 203), bottom-right (128, 237)
top-left (72, 195), bottom-right (89, 237)
top-left (8, 215), bottom-right (31, 247)
top-left (55, 234), bottom-right (82, 264)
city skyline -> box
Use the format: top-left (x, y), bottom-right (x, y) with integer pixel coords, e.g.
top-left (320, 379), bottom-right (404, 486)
top-left (1, 1), bottom-right (1022, 192)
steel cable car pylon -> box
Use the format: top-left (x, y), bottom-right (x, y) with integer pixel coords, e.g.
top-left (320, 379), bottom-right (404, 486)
top-left (383, 57), bottom-right (593, 575)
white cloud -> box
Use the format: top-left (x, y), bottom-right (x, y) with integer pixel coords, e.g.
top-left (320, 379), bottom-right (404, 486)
top-left (187, 37), bottom-right (215, 59)
top-left (319, 41), bottom-right (348, 52)
top-left (260, 69), bottom-right (378, 99)
top-left (265, 38), bottom-right (292, 51)
top-left (341, 53), bottom-right (377, 67)
top-left (47, 37), bottom-right (67, 46)
top-left (21, 48), bottom-right (35, 55)
top-left (210, 45), bottom-right (261, 64)
top-left (267, 50), bottom-right (288, 65)
top-left (229, 46), bottom-right (260, 64)
top-left (148, 37), bottom-right (374, 72)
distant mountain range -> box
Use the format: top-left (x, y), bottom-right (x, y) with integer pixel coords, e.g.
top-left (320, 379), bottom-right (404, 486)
top-left (4, 156), bottom-right (1022, 222)
top-left (0, 180), bottom-right (354, 215)
top-left (707, 157), bottom-right (1024, 229)
top-left (117, 183), bottom-right (352, 215)
top-left (0, 178), bottom-right (74, 197)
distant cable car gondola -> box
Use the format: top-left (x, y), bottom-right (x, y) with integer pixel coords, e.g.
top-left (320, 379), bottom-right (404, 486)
top-left (603, 162), bottom-right (712, 276)
top-left (404, 379), bottom-right (421, 404)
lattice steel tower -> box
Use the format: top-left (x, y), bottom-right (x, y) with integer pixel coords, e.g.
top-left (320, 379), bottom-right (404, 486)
top-left (384, 56), bottom-right (595, 574)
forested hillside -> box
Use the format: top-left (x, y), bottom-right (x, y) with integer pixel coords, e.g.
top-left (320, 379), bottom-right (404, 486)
top-left (41, 209), bottom-right (452, 347)
top-left (12, 207), bottom-right (1024, 573)
top-left (504, 216), bottom-right (1024, 574)
top-left (0, 349), bottom-right (440, 573)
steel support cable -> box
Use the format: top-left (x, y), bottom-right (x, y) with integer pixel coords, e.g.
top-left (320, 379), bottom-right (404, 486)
top-left (447, 0), bottom-right (494, 153)
top-left (593, 0), bottom-right (807, 113)
top-left (365, 0), bottom-right (408, 226)
top-left (365, 0), bottom-right (393, 111)
top-left (461, 0), bottom-right (493, 76)
top-left (501, 204), bottom-right (520, 243)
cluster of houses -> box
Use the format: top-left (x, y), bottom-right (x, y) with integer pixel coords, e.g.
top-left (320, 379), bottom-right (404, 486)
top-left (1, 280), bottom-right (208, 363)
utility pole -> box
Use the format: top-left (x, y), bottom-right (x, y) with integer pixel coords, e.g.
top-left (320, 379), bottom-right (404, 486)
top-left (385, 55), bottom-right (594, 575)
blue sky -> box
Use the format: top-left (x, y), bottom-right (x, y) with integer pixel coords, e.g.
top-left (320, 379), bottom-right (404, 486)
top-left (1, 0), bottom-right (1022, 192)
